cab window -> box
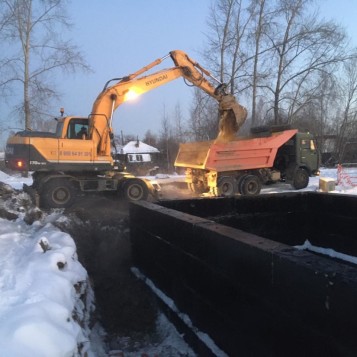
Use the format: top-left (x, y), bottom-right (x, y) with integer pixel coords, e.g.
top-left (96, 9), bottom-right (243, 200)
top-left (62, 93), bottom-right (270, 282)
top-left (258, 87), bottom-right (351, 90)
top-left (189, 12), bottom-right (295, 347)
top-left (300, 139), bottom-right (310, 149)
top-left (67, 119), bottom-right (89, 139)
top-left (301, 139), bottom-right (316, 151)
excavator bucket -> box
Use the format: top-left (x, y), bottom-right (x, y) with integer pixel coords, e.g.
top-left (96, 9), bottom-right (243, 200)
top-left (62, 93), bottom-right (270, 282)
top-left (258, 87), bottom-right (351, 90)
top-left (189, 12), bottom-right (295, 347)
top-left (216, 94), bottom-right (247, 143)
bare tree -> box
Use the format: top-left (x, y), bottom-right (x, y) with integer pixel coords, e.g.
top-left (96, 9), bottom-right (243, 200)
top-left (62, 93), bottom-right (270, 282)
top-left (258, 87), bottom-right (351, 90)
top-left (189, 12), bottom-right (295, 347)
top-left (247, 0), bottom-right (274, 126)
top-left (189, 88), bottom-right (219, 141)
top-left (263, 0), bottom-right (350, 124)
top-left (305, 71), bottom-right (338, 151)
top-left (0, 2), bottom-right (17, 98)
top-left (205, 0), bottom-right (252, 94)
top-left (0, 0), bottom-right (89, 130)
top-left (158, 104), bottom-right (173, 172)
top-left (173, 102), bottom-right (187, 143)
top-left (335, 58), bottom-right (357, 162)
top-left (201, 0), bottom-right (356, 138)
top-left (142, 129), bottom-right (158, 148)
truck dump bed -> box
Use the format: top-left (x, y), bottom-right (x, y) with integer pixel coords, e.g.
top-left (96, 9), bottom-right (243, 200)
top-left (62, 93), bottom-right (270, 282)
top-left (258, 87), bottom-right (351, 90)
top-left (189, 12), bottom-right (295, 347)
top-left (175, 129), bottom-right (298, 172)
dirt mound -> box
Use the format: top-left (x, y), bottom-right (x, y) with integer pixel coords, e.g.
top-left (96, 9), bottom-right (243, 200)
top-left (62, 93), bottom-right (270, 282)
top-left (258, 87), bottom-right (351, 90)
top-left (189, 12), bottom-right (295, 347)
top-left (0, 182), bottom-right (43, 224)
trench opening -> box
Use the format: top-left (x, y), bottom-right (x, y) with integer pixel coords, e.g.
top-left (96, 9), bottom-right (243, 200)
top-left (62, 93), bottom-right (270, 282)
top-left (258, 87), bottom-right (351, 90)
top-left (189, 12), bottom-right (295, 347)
top-left (57, 196), bottom-right (160, 351)
top-left (159, 193), bottom-right (357, 258)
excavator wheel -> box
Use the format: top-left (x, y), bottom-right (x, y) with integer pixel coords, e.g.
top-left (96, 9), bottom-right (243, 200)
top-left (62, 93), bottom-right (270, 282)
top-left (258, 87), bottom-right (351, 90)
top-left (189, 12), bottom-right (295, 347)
top-left (240, 175), bottom-right (262, 196)
top-left (40, 178), bottom-right (77, 208)
top-left (123, 179), bottom-right (149, 201)
top-left (217, 176), bottom-right (236, 197)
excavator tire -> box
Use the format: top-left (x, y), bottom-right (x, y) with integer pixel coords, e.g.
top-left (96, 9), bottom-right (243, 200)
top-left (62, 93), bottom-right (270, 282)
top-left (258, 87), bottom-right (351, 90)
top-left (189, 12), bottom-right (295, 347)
top-left (40, 178), bottom-right (77, 208)
top-left (240, 175), bottom-right (262, 196)
top-left (123, 179), bottom-right (149, 201)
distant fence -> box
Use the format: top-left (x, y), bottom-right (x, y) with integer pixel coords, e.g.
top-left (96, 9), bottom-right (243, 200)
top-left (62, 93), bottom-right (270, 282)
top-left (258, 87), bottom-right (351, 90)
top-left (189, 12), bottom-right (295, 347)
top-left (337, 164), bottom-right (357, 187)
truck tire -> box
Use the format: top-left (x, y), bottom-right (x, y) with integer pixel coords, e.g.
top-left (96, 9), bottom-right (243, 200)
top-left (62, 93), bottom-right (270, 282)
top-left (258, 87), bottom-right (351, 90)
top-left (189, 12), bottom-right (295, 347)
top-left (292, 168), bottom-right (309, 189)
top-left (240, 175), bottom-right (261, 196)
top-left (123, 179), bottom-right (148, 201)
top-left (236, 175), bottom-right (247, 194)
top-left (40, 178), bottom-right (76, 208)
top-left (217, 176), bottom-right (236, 197)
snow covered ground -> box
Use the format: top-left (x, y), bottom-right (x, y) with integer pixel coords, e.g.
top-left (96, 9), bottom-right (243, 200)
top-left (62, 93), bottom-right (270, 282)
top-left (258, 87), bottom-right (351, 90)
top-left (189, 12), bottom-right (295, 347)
top-left (0, 167), bottom-right (357, 356)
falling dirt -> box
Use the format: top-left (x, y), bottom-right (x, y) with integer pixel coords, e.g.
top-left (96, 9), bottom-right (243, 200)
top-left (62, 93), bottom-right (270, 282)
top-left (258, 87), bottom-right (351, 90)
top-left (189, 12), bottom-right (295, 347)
top-left (216, 94), bottom-right (247, 143)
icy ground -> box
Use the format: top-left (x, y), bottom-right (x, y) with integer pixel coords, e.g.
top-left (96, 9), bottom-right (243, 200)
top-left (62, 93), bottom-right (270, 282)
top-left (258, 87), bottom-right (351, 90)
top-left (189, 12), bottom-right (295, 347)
top-left (0, 167), bottom-right (357, 356)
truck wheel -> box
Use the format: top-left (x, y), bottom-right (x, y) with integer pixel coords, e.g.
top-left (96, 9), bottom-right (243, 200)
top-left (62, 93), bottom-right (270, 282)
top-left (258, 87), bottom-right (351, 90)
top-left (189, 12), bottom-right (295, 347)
top-left (217, 176), bottom-right (236, 197)
top-left (236, 175), bottom-right (247, 194)
top-left (292, 168), bottom-right (309, 189)
top-left (240, 175), bottom-right (261, 196)
top-left (41, 179), bottom-right (76, 208)
top-left (123, 179), bottom-right (148, 201)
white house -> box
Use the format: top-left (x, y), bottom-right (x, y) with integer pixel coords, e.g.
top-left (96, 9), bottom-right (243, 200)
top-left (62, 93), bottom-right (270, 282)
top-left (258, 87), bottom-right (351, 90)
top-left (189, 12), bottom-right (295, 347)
top-left (115, 140), bottom-right (160, 175)
top-left (121, 140), bottom-right (160, 163)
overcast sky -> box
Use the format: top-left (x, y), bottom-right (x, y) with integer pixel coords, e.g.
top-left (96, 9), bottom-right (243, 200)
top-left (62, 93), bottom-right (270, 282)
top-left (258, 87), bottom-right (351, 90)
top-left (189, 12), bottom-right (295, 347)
top-left (59, 0), bottom-right (211, 140)
top-left (2, 0), bottom-right (357, 145)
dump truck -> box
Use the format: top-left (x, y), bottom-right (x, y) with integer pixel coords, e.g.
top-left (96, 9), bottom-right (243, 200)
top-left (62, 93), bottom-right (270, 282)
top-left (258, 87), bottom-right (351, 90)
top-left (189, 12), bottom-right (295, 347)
top-left (5, 50), bottom-right (247, 208)
top-left (175, 127), bottom-right (320, 196)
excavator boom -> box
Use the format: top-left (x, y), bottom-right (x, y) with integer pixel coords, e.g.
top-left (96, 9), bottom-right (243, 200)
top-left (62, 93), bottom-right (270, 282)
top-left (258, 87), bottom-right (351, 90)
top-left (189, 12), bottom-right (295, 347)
top-left (90, 50), bottom-right (247, 155)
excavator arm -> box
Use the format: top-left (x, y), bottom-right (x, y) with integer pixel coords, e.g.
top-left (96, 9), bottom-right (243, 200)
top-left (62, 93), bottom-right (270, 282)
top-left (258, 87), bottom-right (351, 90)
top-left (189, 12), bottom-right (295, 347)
top-left (90, 50), bottom-right (247, 155)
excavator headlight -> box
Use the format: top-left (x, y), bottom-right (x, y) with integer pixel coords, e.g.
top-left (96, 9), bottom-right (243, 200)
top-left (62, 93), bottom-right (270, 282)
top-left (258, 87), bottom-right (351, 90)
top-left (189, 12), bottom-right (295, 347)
top-left (125, 89), bottom-right (139, 101)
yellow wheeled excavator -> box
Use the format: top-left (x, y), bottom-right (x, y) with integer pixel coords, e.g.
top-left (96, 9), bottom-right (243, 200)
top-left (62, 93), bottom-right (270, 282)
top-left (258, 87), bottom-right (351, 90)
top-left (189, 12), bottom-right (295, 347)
top-left (5, 50), bottom-right (247, 208)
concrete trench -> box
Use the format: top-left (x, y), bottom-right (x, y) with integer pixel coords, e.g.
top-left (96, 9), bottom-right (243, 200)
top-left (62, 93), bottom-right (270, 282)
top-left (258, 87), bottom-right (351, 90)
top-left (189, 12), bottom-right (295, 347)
top-left (52, 190), bottom-right (357, 356)
top-left (130, 192), bottom-right (357, 357)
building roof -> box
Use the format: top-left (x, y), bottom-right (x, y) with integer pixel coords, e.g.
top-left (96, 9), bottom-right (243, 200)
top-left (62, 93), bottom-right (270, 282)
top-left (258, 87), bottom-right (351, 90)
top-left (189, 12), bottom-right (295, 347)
top-left (121, 140), bottom-right (159, 154)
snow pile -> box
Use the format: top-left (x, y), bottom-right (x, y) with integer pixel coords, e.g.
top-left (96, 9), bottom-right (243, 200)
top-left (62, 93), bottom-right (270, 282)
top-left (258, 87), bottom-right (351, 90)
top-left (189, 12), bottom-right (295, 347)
top-left (0, 213), bottom-right (97, 357)
top-left (0, 170), bottom-right (32, 190)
